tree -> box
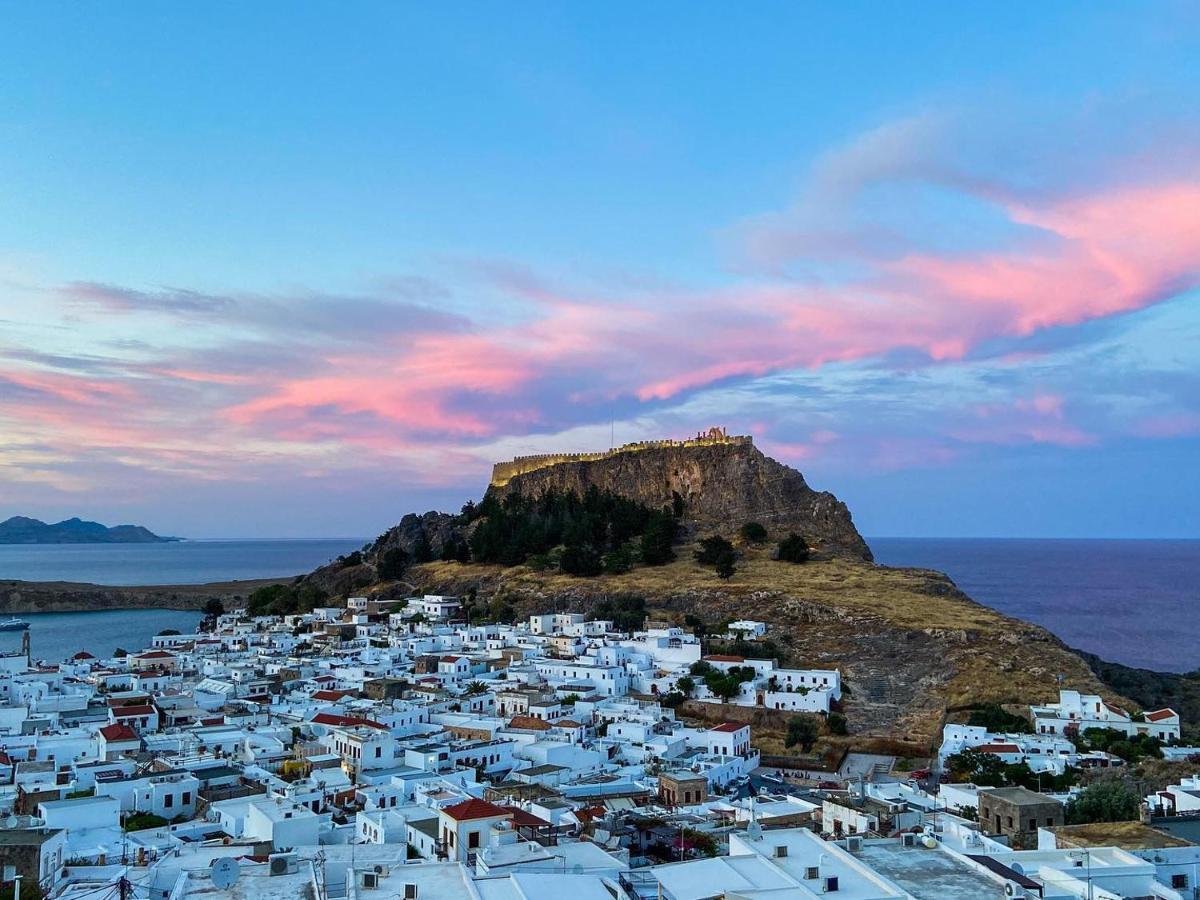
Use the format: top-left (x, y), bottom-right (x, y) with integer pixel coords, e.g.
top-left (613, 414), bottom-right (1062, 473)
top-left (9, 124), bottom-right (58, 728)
top-left (338, 550), bottom-right (363, 568)
top-left (201, 598), bottom-right (225, 617)
top-left (967, 704), bottom-right (1033, 734)
top-left (157, 629), bottom-right (180, 636)
top-left (786, 715), bottom-right (820, 752)
top-left (739, 522), bottom-right (768, 543)
top-left (776, 533), bottom-right (810, 564)
top-left (377, 547), bottom-right (409, 581)
top-left (694, 535), bottom-right (734, 566)
top-left (827, 712), bottom-right (848, 736)
top-left (640, 511), bottom-right (678, 565)
top-left (1066, 779), bottom-right (1141, 824)
top-left (560, 543), bottom-right (603, 577)
top-left (715, 549), bottom-right (736, 579)
top-left (603, 544), bottom-right (635, 574)
top-left (412, 534), bottom-right (433, 564)
top-left (676, 676), bottom-right (696, 697)
top-left (464, 681), bottom-right (488, 696)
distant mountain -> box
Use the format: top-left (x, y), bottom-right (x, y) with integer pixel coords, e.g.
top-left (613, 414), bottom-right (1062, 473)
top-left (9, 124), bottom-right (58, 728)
top-left (0, 516), bottom-right (179, 544)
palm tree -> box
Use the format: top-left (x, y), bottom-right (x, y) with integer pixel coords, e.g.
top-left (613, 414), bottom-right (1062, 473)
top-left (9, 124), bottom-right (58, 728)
top-left (464, 681), bottom-right (488, 696)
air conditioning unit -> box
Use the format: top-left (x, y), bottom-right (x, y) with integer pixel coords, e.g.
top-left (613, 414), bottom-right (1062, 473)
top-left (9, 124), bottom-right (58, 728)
top-left (902, 833), bottom-right (916, 847)
top-left (822, 875), bottom-right (839, 893)
top-left (268, 853), bottom-right (298, 876)
top-left (361, 872), bottom-right (379, 890)
top-left (372, 864), bottom-right (390, 877)
top-left (1003, 881), bottom-right (1026, 899)
top-left (845, 836), bottom-right (862, 852)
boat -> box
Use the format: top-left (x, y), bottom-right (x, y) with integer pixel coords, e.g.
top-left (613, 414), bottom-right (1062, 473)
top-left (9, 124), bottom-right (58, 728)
top-left (0, 618), bottom-right (29, 632)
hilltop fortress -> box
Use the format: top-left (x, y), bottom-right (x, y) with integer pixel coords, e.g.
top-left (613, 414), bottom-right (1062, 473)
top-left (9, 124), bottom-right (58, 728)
top-left (486, 427), bottom-right (872, 559)
top-left (490, 426), bottom-right (752, 487)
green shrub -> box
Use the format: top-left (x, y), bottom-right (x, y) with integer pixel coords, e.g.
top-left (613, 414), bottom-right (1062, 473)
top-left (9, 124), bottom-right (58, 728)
top-left (776, 533), bottom-right (810, 563)
top-left (739, 522), bottom-right (768, 543)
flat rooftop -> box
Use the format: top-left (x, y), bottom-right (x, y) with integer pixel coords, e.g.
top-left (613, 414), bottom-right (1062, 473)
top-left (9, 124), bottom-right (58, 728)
top-left (1051, 821), bottom-right (1195, 850)
top-left (855, 842), bottom-right (1006, 900)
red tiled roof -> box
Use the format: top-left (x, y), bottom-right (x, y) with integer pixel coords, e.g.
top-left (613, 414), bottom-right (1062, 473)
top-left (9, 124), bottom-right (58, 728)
top-left (312, 690), bottom-right (348, 701)
top-left (99, 723), bottom-right (139, 742)
top-left (975, 743), bottom-right (1021, 754)
top-left (1145, 708), bottom-right (1177, 722)
top-left (439, 655), bottom-right (467, 663)
top-left (441, 799), bottom-right (513, 822)
top-left (72, 651), bottom-right (96, 660)
top-left (710, 722), bottom-right (746, 733)
top-left (113, 705), bottom-right (155, 717)
top-left (501, 806), bottom-right (551, 828)
top-left (704, 655), bottom-right (745, 663)
top-left (507, 715), bottom-right (551, 731)
top-left (136, 650), bottom-right (176, 659)
top-left (311, 712), bottom-right (387, 730)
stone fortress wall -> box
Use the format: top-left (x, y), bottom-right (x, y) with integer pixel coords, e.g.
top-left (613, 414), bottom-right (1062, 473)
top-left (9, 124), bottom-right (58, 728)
top-left (489, 427), bottom-right (752, 487)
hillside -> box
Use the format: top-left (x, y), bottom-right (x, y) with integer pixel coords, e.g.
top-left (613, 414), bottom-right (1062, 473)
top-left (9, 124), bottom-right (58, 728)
top-left (0, 516), bottom-right (177, 544)
top-left (0, 577), bottom-right (284, 613)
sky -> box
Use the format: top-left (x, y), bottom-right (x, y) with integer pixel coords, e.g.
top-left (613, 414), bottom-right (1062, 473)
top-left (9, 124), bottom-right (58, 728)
top-left (1, 3), bottom-right (1199, 539)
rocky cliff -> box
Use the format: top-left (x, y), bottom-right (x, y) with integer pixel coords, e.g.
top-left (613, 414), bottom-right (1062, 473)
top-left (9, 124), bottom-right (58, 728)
top-left (488, 438), bottom-right (872, 560)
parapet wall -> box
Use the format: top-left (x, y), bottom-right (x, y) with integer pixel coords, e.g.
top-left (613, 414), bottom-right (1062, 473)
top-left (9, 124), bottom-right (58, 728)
top-left (489, 429), bottom-right (752, 487)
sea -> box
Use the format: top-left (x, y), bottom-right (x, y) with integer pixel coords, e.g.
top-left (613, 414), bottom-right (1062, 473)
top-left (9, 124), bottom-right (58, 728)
top-left (0, 537), bottom-right (1196, 673)
top-left (870, 538), bottom-right (1200, 675)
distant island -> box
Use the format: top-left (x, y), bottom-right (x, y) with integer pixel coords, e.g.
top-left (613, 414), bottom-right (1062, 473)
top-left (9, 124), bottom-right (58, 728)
top-left (0, 516), bottom-right (179, 544)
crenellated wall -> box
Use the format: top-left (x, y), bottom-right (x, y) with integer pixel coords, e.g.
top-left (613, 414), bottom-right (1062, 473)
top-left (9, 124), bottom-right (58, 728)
top-left (489, 428), bottom-right (751, 487)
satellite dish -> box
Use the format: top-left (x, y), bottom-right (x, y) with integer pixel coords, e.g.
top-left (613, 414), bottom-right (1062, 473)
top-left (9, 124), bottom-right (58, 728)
top-left (210, 857), bottom-right (240, 889)
top-left (4, 816), bottom-right (19, 829)
top-left (1010, 863), bottom-right (1025, 876)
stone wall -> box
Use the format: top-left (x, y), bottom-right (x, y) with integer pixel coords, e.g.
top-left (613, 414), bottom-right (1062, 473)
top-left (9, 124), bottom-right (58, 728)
top-left (489, 429), bottom-right (751, 486)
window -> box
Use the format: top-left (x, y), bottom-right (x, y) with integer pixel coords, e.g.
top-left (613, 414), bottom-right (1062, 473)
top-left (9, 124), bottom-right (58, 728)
top-left (1172, 874), bottom-right (1188, 889)
top-left (1046, 818), bottom-right (1055, 826)
top-left (164, 794), bottom-right (174, 808)
top-left (468, 831), bottom-right (480, 849)
top-left (182, 792), bottom-right (191, 804)
top-left (1006, 816), bottom-right (1013, 828)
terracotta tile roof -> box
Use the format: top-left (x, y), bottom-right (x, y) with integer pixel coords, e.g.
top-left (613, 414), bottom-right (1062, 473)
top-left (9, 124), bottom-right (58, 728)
top-left (311, 712), bottom-right (387, 730)
top-left (135, 650), bottom-right (176, 659)
top-left (312, 690), bottom-right (348, 701)
top-left (507, 715), bottom-right (552, 731)
top-left (711, 722), bottom-right (746, 733)
top-left (112, 705), bottom-right (155, 717)
top-left (704, 655), bottom-right (745, 663)
top-left (1145, 709), bottom-right (1177, 722)
top-left (71, 651), bottom-right (96, 660)
top-left (99, 723), bottom-right (139, 742)
top-left (441, 799), bottom-right (513, 822)
top-left (501, 806), bottom-right (551, 827)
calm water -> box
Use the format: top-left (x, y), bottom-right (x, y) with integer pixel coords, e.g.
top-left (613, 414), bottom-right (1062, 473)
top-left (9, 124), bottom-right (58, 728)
top-left (0, 608), bottom-right (204, 664)
top-left (870, 538), bottom-right (1200, 674)
top-left (0, 539), bottom-right (367, 586)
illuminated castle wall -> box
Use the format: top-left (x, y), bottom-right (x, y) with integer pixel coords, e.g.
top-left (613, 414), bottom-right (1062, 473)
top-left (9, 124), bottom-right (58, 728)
top-left (489, 426), bottom-right (751, 487)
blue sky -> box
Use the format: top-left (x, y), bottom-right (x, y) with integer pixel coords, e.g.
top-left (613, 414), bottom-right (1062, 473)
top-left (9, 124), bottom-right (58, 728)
top-left (0, 3), bottom-right (1198, 538)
